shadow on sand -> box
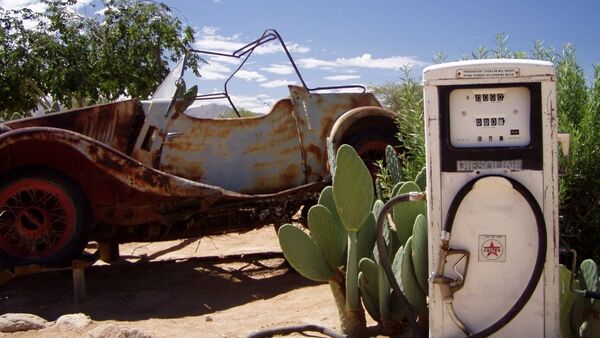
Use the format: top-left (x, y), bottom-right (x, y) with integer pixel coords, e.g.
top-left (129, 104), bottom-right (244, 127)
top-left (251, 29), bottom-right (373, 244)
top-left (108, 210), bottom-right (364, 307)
top-left (0, 253), bottom-right (318, 321)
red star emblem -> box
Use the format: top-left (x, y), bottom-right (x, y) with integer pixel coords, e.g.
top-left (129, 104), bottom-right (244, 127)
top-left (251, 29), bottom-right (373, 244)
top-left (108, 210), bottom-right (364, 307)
top-left (484, 241), bottom-right (499, 257)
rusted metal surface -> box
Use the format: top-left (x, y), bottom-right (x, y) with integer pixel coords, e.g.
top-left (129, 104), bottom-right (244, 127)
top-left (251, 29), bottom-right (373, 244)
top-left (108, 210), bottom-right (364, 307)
top-left (0, 128), bottom-right (231, 199)
top-left (4, 100), bottom-right (144, 155)
top-left (159, 98), bottom-right (305, 193)
top-left (289, 86), bottom-right (383, 182)
top-left (0, 29), bottom-right (398, 253)
top-left (0, 125), bottom-right (326, 242)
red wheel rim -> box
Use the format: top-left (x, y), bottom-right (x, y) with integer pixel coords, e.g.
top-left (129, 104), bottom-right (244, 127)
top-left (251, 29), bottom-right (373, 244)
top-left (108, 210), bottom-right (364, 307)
top-left (356, 140), bottom-right (389, 177)
top-left (0, 178), bottom-right (76, 260)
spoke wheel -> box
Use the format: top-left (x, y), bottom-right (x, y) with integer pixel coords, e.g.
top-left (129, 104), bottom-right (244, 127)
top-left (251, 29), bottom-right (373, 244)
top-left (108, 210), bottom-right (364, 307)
top-left (0, 169), bottom-right (89, 266)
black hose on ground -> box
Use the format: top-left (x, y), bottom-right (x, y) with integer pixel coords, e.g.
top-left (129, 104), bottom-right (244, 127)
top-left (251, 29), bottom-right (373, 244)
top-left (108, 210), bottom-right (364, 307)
top-left (247, 324), bottom-right (347, 338)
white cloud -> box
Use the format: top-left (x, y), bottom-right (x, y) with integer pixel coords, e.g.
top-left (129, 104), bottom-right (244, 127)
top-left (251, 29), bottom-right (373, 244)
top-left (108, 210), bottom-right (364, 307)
top-left (299, 53), bottom-right (427, 70)
top-left (1, 0), bottom-right (94, 12)
top-left (199, 70), bottom-right (228, 80)
top-left (2, 0), bottom-right (97, 28)
top-left (194, 26), bottom-right (245, 53)
top-left (325, 75), bottom-right (361, 81)
top-left (1, 0), bottom-right (46, 15)
top-left (208, 55), bottom-right (242, 65)
top-left (297, 58), bottom-right (338, 69)
top-left (260, 80), bottom-right (297, 88)
top-left (0, 0), bottom-right (39, 10)
top-left (194, 26), bottom-right (309, 55)
top-left (253, 42), bottom-right (310, 55)
top-left (199, 60), bottom-right (231, 80)
top-left (261, 64), bottom-right (294, 75)
top-left (235, 70), bottom-right (267, 82)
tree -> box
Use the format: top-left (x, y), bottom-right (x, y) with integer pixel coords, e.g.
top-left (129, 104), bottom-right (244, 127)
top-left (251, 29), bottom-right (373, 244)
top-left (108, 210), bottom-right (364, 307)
top-left (0, 0), bottom-right (202, 118)
top-left (0, 7), bottom-right (43, 115)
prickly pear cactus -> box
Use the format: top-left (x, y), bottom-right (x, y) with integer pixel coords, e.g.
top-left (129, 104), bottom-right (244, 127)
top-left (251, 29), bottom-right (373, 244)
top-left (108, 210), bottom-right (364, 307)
top-left (560, 260), bottom-right (600, 338)
top-left (278, 144), bottom-right (429, 336)
top-left (399, 236), bottom-right (427, 315)
top-left (278, 224), bottom-right (333, 282)
top-left (358, 177), bottom-right (429, 332)
top-left (414, 167), bottom-right (427, 192)
top-left (332, 145), bottom-right (374, 232)
top-left (278, 186), bottom-right (347, 282)
top-left (393, 182), bottom-right (427, 246)
top-left (279, 144), bottom-right (375, 335)
top-left (359, 257), bottom-right (381, 320)
top-left (411, 214), bottom-right (428, 294)
top-left (385, 145), bottom-right (403, 185)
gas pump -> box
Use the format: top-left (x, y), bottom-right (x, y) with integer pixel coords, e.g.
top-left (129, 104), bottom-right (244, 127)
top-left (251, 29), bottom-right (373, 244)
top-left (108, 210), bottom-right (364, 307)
top-left (422, 59), bottom-right (559, 337)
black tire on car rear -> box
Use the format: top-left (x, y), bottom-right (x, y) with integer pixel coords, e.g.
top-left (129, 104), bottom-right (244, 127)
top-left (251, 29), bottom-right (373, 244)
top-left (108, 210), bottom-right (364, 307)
top-left (343, 126), bottom-right (400, 177)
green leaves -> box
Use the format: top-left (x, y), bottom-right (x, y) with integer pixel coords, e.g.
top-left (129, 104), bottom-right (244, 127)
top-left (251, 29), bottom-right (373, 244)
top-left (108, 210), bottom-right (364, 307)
top-left (333, 145), bottom-right (374, 232)
top-left (0, 0), bottom-right (202, 115)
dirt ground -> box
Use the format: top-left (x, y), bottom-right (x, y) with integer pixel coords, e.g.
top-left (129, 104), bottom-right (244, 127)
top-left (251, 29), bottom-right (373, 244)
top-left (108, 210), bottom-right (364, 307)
top-left (0, 226), bottom-right (344, 337)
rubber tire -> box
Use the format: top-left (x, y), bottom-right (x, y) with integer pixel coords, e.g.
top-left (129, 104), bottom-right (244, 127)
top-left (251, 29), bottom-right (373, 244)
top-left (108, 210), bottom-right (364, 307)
top-left (343, 127), bottom-right (399, 176)
top-left (0, 168), bottom-right (90, 267)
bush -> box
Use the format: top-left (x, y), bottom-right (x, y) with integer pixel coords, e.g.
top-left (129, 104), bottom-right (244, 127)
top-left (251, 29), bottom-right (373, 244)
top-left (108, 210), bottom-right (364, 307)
top-left (370, 68), bottom-right (424, 181)
top-left (560, 64), bottom-right (600, 262)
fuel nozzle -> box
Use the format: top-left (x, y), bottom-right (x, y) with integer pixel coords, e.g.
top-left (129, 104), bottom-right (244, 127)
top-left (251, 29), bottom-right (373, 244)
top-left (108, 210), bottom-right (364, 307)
top-left (430, 234), bottom-right (472, 336)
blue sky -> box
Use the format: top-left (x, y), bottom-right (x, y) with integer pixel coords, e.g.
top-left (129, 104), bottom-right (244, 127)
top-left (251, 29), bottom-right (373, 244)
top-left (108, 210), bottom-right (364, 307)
top-left (2, 0), bottom-right (599, 113)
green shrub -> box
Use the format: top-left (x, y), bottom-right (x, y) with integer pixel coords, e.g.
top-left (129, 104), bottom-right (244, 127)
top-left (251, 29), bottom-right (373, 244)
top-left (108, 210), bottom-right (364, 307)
top-left (371, 68), bottom-right (425, 181)
top-left (560, 64), bottom-right (600, 262)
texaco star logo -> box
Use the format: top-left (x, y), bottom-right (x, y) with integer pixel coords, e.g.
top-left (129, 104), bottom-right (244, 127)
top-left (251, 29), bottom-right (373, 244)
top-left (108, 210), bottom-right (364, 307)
top-left (481, 239), bottom-right (503, 260)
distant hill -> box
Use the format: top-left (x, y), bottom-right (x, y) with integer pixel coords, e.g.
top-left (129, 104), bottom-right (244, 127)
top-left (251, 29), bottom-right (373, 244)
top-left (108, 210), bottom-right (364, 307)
top-left (185, 103), bottom-right (260, 118)
top-left (185, 103), bottom-right (232, 118)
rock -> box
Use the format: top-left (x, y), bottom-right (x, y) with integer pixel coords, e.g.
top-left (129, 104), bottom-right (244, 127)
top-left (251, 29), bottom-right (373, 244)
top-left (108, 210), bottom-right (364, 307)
top-left (55, 313), bottom-right (92, 331)
top-left (88, 324), bottom-right (152, 338)
top-left (0, 313), bottom-right (48, 333)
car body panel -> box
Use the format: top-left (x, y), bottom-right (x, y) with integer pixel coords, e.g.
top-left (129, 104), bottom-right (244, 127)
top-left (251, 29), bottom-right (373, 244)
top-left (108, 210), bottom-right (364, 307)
top-left (0, 29), bottom-right (398, 260)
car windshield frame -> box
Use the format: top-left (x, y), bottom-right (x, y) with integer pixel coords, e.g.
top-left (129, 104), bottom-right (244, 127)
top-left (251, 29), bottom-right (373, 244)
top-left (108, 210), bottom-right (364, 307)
top-left (189, 29), bottom-right (366, 117)
top-left (151, 57), bottom-right (187, 101)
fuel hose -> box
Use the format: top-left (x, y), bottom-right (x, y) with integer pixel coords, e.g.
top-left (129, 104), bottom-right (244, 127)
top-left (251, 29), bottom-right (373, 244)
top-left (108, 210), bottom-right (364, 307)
top-left (375, 175), bottom-right (547, 338)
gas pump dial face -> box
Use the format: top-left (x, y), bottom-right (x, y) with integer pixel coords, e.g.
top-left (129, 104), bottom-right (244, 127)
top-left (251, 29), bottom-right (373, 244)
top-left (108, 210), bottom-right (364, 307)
top-left (449, 87), bottom-right (531, 148)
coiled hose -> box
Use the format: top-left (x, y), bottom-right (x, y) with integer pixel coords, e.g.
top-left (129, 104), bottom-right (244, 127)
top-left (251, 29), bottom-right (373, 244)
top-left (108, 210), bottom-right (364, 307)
top-left (375, 175), bottom-right (547, 338)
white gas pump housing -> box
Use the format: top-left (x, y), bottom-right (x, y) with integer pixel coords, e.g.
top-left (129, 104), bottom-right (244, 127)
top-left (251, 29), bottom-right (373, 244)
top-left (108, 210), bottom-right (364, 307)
top-left (423, 59), bottom-right (559, 337)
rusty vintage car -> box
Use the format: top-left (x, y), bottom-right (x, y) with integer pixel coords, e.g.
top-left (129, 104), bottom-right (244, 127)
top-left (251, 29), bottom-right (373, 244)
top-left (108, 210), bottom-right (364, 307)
top-left (0, 30), bottom-right (399, 267)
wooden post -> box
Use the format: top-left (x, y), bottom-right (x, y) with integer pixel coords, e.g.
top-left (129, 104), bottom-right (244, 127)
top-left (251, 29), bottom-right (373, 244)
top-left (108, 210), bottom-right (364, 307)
top-left (72, 261), bottom-right (87, 304)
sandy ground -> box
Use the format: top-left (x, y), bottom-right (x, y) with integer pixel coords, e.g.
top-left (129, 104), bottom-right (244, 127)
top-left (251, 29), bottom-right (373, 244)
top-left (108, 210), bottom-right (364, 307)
top-left (0, 226), bottom-right (343, 337)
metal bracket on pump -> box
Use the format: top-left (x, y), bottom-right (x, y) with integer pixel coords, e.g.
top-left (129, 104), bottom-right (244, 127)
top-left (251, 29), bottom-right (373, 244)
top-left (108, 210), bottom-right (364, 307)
top-left (423, 59), bottom-right (560, 338)
top-left (431, 241), bottom-right (470, 298)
